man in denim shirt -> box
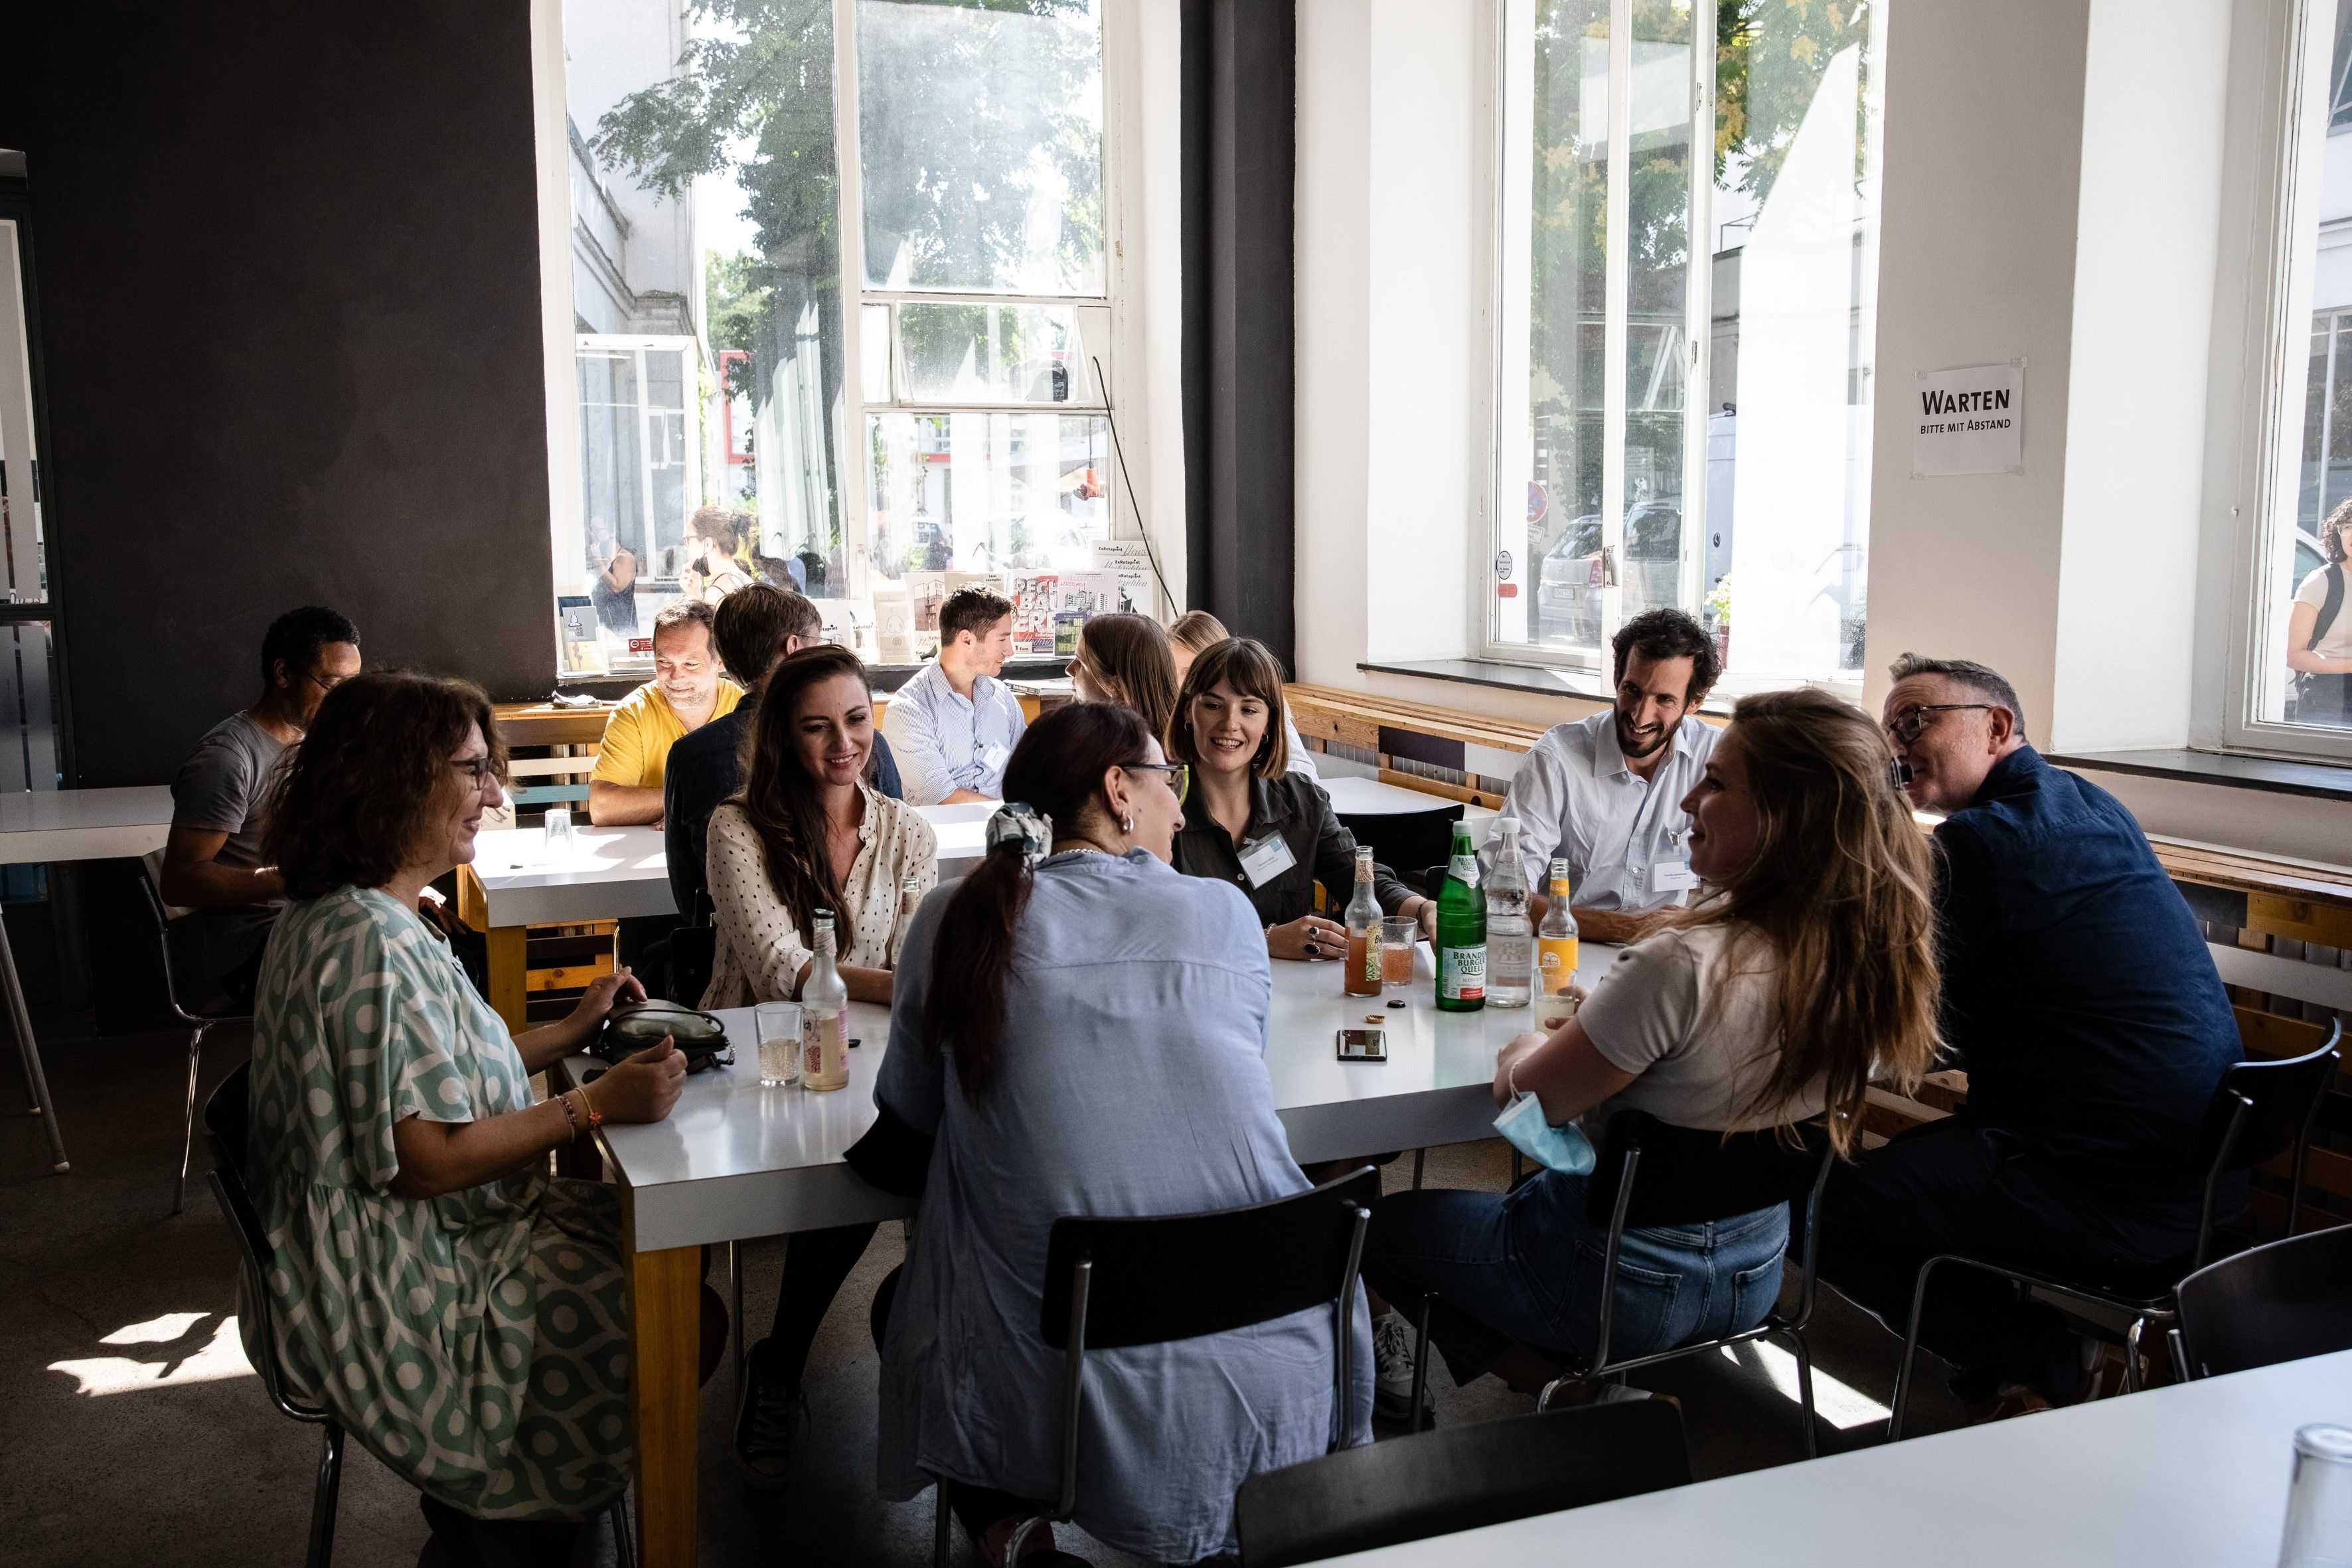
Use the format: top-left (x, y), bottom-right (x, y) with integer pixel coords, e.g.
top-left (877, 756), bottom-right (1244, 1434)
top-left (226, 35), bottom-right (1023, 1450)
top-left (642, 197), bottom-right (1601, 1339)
top-left (1821, 655), bottom-right (2237, 1417)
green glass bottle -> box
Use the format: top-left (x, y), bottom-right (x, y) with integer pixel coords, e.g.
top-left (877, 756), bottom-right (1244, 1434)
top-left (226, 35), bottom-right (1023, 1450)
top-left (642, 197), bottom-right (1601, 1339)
top-left (1435, 821), bottom-right (1486, 1012)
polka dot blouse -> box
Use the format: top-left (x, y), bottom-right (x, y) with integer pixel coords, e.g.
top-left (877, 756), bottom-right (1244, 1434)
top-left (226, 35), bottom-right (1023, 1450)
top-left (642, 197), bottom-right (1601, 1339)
top-left (700, 786), bottom-right (939, 1008)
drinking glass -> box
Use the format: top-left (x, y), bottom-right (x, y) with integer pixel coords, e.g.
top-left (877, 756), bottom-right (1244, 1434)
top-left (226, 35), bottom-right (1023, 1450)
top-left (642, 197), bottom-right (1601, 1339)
top-left (543, 805), bottom-right (575, 856)
top-left (1381, 916), bottom-right (1419, 989)
top-left (755, 1002), bottom-right (803, 1087)
top-left (2279, 1424), bottom-right (2352, 1567)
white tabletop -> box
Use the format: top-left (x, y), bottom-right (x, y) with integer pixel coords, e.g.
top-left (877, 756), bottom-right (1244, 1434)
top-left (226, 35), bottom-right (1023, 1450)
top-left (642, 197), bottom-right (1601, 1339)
top-left (1301, 1349), bottom-right (2352, 1567)
top-left (0, 785), bottom-right (176, 864)
top-left (470, 802), bottom-right (997, 928)
top-left (1319, 776), bottom-right (1470, 818)
top-left (572, 943), bottom-right (1620, 1252)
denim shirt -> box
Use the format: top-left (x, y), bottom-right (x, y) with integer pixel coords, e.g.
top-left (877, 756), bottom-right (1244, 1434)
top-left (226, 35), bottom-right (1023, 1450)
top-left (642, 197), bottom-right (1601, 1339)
top-left (878, 658), bottom-right (1027, 805)
top-left (1932, 747), bottom-right (2237, 1192)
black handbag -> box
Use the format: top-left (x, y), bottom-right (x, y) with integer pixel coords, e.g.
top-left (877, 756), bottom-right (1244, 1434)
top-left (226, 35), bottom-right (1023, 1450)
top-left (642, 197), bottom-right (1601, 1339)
top-left (589, 1000), bottom-right (734, 1074)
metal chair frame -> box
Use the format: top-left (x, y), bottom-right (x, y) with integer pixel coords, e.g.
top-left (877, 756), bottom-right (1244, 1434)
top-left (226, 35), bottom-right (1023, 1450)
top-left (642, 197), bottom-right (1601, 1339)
top-left (954, 1167), bottom-right (1378, 1568)
top-left (138, 864), bottom-right (251, 1215)
top-left (1409, 1117), bottom-right (1838, 1460)
top-left (1886, 1028), bottom-right (2342, 1441)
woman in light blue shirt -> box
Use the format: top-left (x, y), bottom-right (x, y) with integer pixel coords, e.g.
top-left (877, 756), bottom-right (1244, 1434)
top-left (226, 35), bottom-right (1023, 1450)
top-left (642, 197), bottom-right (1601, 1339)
top-left (874, 702), bottom-right (1372, 1566)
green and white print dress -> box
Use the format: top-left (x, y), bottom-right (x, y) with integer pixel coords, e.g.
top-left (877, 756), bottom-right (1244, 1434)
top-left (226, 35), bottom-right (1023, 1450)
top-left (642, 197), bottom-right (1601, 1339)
top-left (245, 886), bottom-right (631, 1521)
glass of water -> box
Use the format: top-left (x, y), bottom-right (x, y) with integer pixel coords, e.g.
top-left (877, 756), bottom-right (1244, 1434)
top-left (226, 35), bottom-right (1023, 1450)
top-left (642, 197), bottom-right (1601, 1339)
top-left (543, 805), bottom-right (574, 856)
top-left (755, 1002), bottom-right (802, 1087)
top-left (2280, 1424), bottom-right (2352, 1567)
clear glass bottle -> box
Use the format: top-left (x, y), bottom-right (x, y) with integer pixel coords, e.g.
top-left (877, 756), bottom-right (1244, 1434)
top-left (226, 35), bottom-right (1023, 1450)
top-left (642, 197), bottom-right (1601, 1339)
top-left (1484, 818), bottom-right (1531, 1008)
top-left (1435, 821), bottom-right (1486, 1012)
top-left (1535, 858), bottom-right (1582, 1034)
top-left (1343, 846), bottom-right (1383, 997)
top-left (2279, 1423), bottom-right (2352, 1567)
top-left (801, 911), bottom-right (850, 1092)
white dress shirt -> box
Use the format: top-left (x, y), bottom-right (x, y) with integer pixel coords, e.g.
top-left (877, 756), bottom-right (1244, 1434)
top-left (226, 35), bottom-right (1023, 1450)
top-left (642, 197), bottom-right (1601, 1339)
top-left (879, 658), bottom-right (1028, 805)
top-left (1480, 709), bottom-right (1719, 912)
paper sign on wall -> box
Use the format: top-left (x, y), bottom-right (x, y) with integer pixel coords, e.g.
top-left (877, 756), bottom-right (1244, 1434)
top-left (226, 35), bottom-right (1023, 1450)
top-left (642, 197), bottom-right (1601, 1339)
top-left (1912, 361), bottom-right (2024, 478)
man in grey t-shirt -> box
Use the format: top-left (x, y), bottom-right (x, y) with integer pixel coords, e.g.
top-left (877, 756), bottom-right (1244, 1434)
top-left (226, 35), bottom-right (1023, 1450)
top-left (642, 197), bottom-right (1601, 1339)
top-left (163, 606), bottom-right (361, 1000)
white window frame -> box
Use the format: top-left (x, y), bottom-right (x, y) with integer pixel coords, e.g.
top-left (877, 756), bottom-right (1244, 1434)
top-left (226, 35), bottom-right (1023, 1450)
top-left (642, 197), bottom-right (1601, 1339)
top-left (830, 0), bottom-right (1125, 612)
top-left (1473, 0), bottom-right (1715, 676)
top-left (2213, 0), bottom-right (2352, 763)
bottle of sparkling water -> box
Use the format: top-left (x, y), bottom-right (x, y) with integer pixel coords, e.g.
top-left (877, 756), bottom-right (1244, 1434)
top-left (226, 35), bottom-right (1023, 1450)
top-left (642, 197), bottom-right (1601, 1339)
top-left (1535, 858), bottom-right (1582, 1034)
top-left (1435, 822), bottom-right (1486, 1012)
top-left (801, 911), bottom-right (850, 1091)
top-left (1484, 819), bottom-right (1531, 1008)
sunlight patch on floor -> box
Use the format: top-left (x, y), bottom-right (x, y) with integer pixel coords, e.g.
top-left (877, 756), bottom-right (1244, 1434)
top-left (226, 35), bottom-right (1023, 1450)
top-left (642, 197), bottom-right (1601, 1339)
top-left (1720, 1340), bottom-right (1891, 1431)
top-left (48, 1312), bottom-right (256, 1397)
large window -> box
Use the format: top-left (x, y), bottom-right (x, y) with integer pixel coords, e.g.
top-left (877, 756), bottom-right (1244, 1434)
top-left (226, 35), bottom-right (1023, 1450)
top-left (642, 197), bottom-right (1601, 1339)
top-left (554, 0), bottom-right (1115, 675)
top-left (1484, 0), bottom-right (1883, 686)
top-left (2231, 0), bottom-right (2352, 756)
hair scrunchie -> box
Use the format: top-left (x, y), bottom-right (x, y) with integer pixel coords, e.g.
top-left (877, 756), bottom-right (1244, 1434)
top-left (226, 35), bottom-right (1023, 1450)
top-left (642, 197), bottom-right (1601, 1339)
top-left (985, 801), bottom-right (1054, 867)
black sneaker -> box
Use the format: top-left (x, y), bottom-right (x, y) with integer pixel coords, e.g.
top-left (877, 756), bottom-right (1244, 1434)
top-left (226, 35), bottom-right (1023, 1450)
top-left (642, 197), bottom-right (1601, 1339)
top-left (734, 1342), bottom-right (805, 1492)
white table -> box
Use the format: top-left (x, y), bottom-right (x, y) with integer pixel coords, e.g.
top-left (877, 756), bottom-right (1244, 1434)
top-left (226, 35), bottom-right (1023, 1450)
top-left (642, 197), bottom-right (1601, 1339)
top-left (569, 943), bottom-right (1620, 1567)
top-left (1301, 1349), bottom-right (2352, 1567)
top-left (1319, 775), bottom-right (1471, 817)
top-left (0, 785), bottom-right (177, 1172)
top-left (456, 803), bottom-right (996, 1030)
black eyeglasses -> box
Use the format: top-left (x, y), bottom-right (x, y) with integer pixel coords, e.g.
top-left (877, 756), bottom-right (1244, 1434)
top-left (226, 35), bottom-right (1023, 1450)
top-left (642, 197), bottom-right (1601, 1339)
top-left (1885, 703), bottom-right (1994, 744)
top-left (450, 757), bottom-right (500, 789)
top-left (1125, 761), bottom-right (1190, 805)
top-left (306, 672), bottom-right (351, 695)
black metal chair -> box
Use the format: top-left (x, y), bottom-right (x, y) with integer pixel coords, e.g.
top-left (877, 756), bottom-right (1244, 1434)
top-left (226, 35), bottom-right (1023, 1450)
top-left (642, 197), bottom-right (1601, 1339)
top-left (139, 854), bottom-right (252, 1215)
top-left (1233, 1395), bottom-right (1689, 1567)
top-left (204, 1063), bottom-right (347, 1568)
top-left (1407, 1111), bottom-right (1838, 1456)
top-left (2169, 1221), bottom-right (2352, 1381)
top-left (1887, 1027), bottom-right (2342, 1439)
top-left (965, 1166), bottom-right (1382, 1568)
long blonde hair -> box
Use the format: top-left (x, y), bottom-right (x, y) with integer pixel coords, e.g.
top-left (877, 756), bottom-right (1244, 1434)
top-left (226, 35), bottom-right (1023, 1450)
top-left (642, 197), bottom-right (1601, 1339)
top-left (1662, 688), bottom-right (1942, 1154)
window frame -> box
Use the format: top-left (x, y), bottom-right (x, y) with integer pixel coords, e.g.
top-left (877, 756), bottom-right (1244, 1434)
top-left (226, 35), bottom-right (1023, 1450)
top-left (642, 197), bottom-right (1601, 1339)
top-left (2216, 0), bottom-right (2352, 764)
top-left (829, 0), bottom-right (1125, 613)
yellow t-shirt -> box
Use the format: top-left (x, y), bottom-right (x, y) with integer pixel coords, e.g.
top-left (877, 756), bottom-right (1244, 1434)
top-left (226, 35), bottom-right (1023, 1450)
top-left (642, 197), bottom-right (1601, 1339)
top-left (590, 680), bottom-right (744, 793)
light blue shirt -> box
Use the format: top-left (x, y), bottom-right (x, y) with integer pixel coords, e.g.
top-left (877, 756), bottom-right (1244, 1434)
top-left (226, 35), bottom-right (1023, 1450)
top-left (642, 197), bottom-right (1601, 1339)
top-left (875, 850), bottom-right (1372, 1562)
top-left (1481, 708), bottom-right (1719, 912)
top-left (878, 657), bottom-right (1028, 805)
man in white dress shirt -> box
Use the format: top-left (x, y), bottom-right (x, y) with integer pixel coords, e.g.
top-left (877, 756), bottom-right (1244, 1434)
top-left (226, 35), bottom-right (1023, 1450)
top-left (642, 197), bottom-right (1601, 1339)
top-left (882, 586), bottom-right (1028, 804)
top-left (1481, 607), bottom-right (1721, 944)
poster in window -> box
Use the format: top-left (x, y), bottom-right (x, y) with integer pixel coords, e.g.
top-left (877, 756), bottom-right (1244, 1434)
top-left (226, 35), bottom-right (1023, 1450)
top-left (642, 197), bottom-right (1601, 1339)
top-left (1008, 572), bottom-right (1059, 657)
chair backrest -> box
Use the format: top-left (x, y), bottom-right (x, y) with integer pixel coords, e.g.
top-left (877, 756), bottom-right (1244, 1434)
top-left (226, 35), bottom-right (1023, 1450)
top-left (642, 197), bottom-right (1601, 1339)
top-left (1235, 1398), bottom-right (1690, 1568)
top-left (202, 1061), bottom-right (329, 1425)
top-left (1040, 1166), bottom-right (1381, 1351)
top-left (2202, 1028), bottom-right (2342, 1176)
top-left (1582, 1110), bottom-right (1833, 1233)
top-left (2175, 1222), bottom-right (2352, 1379)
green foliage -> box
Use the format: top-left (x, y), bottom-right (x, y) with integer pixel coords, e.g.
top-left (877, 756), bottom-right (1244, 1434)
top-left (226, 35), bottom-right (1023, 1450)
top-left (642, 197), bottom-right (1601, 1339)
top-left (705, 250), bottom-right (773, 403)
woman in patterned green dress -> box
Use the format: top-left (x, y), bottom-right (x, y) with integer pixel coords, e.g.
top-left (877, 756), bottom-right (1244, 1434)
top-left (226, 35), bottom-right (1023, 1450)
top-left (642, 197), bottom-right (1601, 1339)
top-left (245, 672), bottom-right (687, 1563)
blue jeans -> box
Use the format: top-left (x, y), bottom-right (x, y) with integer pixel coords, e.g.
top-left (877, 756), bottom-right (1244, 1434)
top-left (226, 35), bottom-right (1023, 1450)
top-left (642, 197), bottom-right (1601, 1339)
top-left (1362, 1170), bottom-right (1789, 1386)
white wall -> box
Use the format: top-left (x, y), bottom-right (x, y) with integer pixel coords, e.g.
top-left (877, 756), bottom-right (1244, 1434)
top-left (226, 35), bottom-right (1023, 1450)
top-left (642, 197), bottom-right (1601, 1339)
top-left (1111, 0), bottom-right (1188, 616)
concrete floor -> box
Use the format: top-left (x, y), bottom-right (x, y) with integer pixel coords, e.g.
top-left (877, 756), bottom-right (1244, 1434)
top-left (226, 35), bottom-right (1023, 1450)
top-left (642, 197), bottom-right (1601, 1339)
top-left (2, 1014), bottom-right (1969, 1568)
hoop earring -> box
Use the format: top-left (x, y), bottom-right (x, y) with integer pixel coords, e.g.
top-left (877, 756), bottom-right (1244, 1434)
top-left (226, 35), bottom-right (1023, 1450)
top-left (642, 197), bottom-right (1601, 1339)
top-left (1122, 815), bottom-right (1135, 835)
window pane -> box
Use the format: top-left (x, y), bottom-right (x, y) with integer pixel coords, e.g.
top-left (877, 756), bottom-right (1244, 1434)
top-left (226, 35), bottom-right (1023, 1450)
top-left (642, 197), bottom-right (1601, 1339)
top-left (2264, 0), bottom-right (2352, 736)
top-left (1620, 3), bottom-right (1694, 634)
top-left (857, 0), bottom-right (1107, 295)
top-left (896, 302), bottom-right (1093, 404)
top-left (864, 410), bottom-right (1111, 582)
top-left (1514, 0), bottom-right (1612, 655)
top-left (1704, 0), bottom-right (1883, 679)
top-left (0, 222), bottom-right (44, 605)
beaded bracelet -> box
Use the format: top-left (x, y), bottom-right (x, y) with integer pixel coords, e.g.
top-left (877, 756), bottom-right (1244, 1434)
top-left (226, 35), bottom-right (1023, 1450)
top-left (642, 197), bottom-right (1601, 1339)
top-left (556, 1091), bottom-right (580, 1138)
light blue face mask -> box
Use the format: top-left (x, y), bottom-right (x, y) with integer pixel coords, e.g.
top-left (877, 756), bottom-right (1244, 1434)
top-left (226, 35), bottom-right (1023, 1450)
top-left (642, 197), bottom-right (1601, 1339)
top-left (1493, 1092), bottom-right (1597, 1175)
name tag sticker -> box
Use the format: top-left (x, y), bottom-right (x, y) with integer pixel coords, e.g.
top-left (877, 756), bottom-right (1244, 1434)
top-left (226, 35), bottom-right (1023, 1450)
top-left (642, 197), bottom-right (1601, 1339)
top-left (1239, 832), bottom-right (1298, 889)
top-left (1650, 860), bottom-right (1698, 893)
top-left (980, 742), bottom-right (1011, 773)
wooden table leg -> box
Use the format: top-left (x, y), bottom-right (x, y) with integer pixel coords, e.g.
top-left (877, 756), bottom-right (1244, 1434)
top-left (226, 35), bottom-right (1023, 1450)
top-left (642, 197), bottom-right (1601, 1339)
top-left (629, 1244), bottom-right (701, 1568)
top-left (485, 923), bottom-right (528, 1034)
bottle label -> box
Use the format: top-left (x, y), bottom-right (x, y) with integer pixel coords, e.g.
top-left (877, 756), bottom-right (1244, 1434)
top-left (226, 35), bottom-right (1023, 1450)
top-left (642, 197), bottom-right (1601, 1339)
top-left (803, 1008), bottom-right (849, 1088)
top-left (1538, 938), bottom-right (1580, 990)
top-left (1448, 852), bottom-right (1478, 884)
top-left (1439, 944), bottom-right (1486, 1002)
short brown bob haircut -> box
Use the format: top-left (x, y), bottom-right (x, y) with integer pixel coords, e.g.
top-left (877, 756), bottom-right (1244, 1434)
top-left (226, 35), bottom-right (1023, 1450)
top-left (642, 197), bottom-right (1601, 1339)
top-left (264, 671), bottom-right (509, 901)
top-left (1170, 635), bottom-right (1290, 778)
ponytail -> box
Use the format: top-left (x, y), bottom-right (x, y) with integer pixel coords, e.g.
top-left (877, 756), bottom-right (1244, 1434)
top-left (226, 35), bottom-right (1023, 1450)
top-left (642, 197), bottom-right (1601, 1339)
top-left (921, 703), bottom-right (1151, 1098)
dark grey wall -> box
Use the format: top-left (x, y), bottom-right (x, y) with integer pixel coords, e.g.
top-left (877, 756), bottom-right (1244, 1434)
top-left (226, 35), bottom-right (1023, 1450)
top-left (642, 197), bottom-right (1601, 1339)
top-left (9, 3), bottom-right (558, 787)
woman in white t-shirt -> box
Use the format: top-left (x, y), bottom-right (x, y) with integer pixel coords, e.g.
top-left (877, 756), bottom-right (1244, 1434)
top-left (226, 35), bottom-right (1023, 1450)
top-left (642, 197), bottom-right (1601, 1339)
top-left (2286, 503), bottom-right (2351, 726)
top-left (1362, 687), bottom-right (1942, 1399)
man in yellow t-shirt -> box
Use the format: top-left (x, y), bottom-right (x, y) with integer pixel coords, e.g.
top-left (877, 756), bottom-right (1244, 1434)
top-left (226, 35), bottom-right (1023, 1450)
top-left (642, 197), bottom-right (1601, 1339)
top-left (588, 599), bottom-right (743, 826)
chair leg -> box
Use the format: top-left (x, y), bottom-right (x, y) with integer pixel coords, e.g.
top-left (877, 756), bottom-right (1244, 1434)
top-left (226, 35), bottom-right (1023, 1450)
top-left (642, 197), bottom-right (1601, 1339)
top-left (1004, 1518), bottom-right (1048, 1567)
top-left (1411, 1148), bottom-right (1425, 1191)
top-left (1784, 1329), bottom-right (1820, 1460)
top-left (173, 1026), bottom-right (205, 1216)
top-left (730, 1240), bottom-right (747, 1396)
top-left (933, 1481), bottom-right (952, 1568)
top-left (2168, 1326), bottom-right (2191, 1385)
top-left (1886, 1257), bottom-right (1940, 1444)
top-left (2120, 1317), bottom-right (2145, 1395)
top-left (609, 1492), bottom-right (636, 1568)
top-left (307, 1423), bottom-right (344, 1568)
top-left (1411, 1292), bottom-right (1435, 1434)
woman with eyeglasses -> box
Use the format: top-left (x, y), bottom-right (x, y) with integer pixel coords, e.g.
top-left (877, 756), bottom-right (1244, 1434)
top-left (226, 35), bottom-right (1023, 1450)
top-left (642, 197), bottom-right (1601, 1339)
top-left (1168, 637), bottom-right (1429, 961)
top-left (243, 672), bottom-right (702, 1565)
top-left (871, 702), bottom-right (1371, 1566)
top-left (1065, 611), bottom-right (1180, 745)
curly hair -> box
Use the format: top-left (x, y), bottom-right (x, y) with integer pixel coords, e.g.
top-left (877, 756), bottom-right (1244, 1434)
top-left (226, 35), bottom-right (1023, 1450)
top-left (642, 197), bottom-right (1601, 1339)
top-left (1611, 607), bottom-right (1720, 704)
top-left (263, 671), bottom-right (508, 900)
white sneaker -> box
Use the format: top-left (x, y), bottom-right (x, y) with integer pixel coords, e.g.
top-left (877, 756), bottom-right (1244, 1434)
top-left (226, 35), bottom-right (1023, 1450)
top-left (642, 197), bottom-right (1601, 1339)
top-left (1372, 1312), bottom-right (1426, 1421)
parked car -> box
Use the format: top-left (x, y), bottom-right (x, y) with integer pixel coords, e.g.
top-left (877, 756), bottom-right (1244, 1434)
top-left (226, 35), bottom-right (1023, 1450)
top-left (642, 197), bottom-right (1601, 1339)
top-left (1533, 501), bottom-right (1683, 645)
